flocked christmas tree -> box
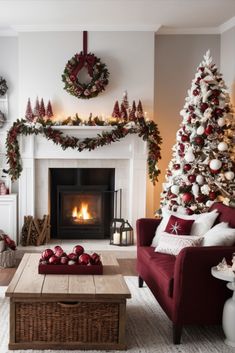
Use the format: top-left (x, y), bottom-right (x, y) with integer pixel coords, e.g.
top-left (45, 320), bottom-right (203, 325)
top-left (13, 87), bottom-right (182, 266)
top-left (25, 98), bottom-right (34, 121)
top-left (46, 100), bottom-right (54, 119)
top-left (39, 98), bottom-right (46, 118)
top-left (33, 97), bottom-right (40, 119)
top-left (160, 51), bottom-right (235, 214)
top-left (112, 101), bottom-right (120, 119)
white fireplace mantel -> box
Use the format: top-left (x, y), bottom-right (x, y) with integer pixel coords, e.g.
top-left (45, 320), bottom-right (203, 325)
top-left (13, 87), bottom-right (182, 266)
top-left (18, 126), bottom-right (147, 241)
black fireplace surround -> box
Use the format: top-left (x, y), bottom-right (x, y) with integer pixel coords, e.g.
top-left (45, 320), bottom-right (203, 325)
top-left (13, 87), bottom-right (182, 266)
top-left (50, 168), bottom-right (115, 239)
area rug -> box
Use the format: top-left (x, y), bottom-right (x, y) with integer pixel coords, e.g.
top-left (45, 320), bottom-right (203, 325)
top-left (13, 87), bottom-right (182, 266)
top-left (0, 277), bottom-right (234, 353)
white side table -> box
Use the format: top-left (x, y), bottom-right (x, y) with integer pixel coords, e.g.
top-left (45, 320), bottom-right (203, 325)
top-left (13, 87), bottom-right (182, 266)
top-left (211, 266), bottom-right (235, 347)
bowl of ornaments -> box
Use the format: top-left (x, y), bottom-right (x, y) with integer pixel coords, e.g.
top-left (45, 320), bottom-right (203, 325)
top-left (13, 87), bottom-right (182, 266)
top-left (38, 245), bottom-right (103, 275)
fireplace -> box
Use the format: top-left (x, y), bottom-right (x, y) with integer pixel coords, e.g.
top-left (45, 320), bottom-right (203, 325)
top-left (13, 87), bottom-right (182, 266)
top-left (50, 168), bottom-right (115, 239)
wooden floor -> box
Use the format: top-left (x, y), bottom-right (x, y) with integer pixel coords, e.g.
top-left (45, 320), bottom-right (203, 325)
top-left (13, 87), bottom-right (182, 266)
top-left (0, 257), bottom-right (137, 286)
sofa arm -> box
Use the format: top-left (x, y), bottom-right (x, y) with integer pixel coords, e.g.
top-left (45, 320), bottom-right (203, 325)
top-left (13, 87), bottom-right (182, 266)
top-left (173, 246), bottom-right (235, 325)
top-left (136, 218), bottom-right (162, 247)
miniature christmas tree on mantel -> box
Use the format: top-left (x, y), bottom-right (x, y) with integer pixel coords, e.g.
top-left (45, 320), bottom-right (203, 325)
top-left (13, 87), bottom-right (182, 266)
top-left (160, 50), bottom-right (235, 214)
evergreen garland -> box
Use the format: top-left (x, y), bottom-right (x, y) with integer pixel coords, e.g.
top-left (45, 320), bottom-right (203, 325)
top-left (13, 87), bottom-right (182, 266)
top-left (6, 117), bottom-right (162, 184)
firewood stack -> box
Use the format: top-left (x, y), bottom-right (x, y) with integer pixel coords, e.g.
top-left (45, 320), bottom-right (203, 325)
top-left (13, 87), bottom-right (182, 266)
top-left (21, 215), bottom-right (50, 246)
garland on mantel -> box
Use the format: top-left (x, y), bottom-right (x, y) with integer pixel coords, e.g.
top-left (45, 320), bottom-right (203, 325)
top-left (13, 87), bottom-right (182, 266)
top-left (6, 117), bottom-right (162, 184)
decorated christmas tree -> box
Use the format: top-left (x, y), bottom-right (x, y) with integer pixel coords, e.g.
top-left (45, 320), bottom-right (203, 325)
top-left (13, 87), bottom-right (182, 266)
top-left (129, 100), bottom-right (137, 121)
top-left (160, 51), bottom-right (235, 214)
top-left (33, 97), bottom-right (40, 118)
top-left (39, 98), bottom-right (46, 118)
top-left (25, 98), bottom-right (34, 121)
top-left (112, 101), bottom-right (120, 118)
top-left (46, 100), bottom-right (54, 118)
top-left (120, 102), bottom-right (128, 121)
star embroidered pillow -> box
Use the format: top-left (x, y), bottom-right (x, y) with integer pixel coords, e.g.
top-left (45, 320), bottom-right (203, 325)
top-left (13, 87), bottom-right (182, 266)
top-left (164, 215), bottom-right (194, 235)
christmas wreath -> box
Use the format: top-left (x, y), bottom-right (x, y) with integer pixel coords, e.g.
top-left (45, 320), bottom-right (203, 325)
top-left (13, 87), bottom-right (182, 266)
top-left (62, 52), bottom-right (109, 99)
top-left (6, 118), bottom-right (162, 184)
top-left (0, 76), bottom-right (8, 96)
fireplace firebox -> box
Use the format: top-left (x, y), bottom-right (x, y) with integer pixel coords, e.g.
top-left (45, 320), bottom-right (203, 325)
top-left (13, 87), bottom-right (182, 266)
top-left (50, 168), bottom-right (115, 239)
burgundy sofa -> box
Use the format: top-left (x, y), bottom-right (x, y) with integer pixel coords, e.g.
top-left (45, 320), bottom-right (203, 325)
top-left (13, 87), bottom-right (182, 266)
top-left (136, 202), bottom-right (235, 344)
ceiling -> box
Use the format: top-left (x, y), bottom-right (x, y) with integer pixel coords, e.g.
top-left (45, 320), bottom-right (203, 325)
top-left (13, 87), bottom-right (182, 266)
top-left (0, 0), bottom-right (235, 35)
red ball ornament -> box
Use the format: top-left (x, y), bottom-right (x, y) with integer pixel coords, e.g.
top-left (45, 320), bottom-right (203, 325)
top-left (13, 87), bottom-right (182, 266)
top-left (193, 89), bottom-right (199, 96)
top-left (211, 97), bottom-right (219, 106)
top-left (209, 191), bottom-right (217, 201)
top-left (179, 143), bottom-right (185, 152)
top-left (181, 135), bottom-right (190, 142)
top-left (212, 89), bottom-right (220, 97)
top-left (200, 103), bottom-right (208, 113)
top-left (194, 135), bottom-right (204, 146)
top-left (188, 174), bottom-right (196, 183)
top-left (214, 108), bottom-right (224, 117)
top-left (182, 192), bottom-right (194, 203)
top-left (183, 164), bottom-right (192, 172)
top-left (205, 125), bottom-right (213, 135)
top-left (188, 105), bottom-right (194, 112)
top-left (173, 164), bottom-right (181, 170)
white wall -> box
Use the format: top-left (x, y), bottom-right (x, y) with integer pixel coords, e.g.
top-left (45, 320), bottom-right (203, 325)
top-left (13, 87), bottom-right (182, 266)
top-left (18, 31), bottom-right (155, 119)
top-left (154, 34), bottom-right (220, 210)
top-left (220, 26), bottom-right (235, 106)
top-left (0, 37), bottom-right (18, 168)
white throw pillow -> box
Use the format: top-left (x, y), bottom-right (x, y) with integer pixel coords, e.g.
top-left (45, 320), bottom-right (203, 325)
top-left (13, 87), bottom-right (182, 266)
top-left (190, 209), bottom-right (219, 237)
top-left (202, 222), bottom-right (235, 246)
top-left (151, 207), bottom-right (218, 246)
top-left (155, 232), bottom-right (203, 256)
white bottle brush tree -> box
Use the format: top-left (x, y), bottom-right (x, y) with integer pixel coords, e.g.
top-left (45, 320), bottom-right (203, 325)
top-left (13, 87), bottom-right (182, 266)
top-left (161, 50), bottom-right (235, 214)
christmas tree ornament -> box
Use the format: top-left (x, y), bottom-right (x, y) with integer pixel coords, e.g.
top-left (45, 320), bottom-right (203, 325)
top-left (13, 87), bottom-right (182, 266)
top-left (173, 164), bottom-right (181, 170)
top-left (209, 159), bottom-right (222, 172)
top-left (182, 192), bottom-right (194, 203)
top-left (137, 100), bottom-right (143, 117)
top-left (196, 175), bottom-right (204, 185)
top-left (25, 98), bottom-right (34, 122)
top-left (192, 184), bottom-right (199, 197)
top-left (225, 171), bottom-right (235, 181)
top-left (188, 174), bottom-right (196, 183)
top-left (183, 164), bottom-right (192, 172)
top-left (160, 50), bottom-right (235, 213)
top-left (185, 150), bottom-right (195, 163)
top-left (217, 117), bottom-right (226, 127)
top-left (120, 103), bottom-right (128, 121)
top-left (194, 135), bottom-right (204, 146)
top-left (197, 126), bottom-right (205, 135)
top-left (171, 185), bottom-right (180, 195)
top-left (205, 125), bottom-right (213, 135)
top-left (217, 142), bottom-right (228, 152)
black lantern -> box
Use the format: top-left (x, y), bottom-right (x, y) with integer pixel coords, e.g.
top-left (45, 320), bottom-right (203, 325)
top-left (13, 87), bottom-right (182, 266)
top-left (110, 218), bottom-right (134, 246)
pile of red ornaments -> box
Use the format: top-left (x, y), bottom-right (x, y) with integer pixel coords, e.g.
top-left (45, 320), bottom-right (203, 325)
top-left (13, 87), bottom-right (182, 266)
top-left (39, 245), bottom-right (102, 266)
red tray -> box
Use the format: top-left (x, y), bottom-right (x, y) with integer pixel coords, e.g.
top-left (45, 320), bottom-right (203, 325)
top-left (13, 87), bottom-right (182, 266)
top-left (38, 263), bottom-right (103, 275)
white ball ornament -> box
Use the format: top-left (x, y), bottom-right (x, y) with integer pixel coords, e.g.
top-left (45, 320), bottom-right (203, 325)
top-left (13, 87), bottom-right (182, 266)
top-left (171, 185), bottom-right (180, 195)
top-left (225, 171), bottom-right (235, 181)
top-left (209, 159), bottom-right (222, 171)
top-left (196, 175), bottom-right (204, 185)
top-left (192, 184), bottom-right (199, 197)
top-left (196, 126), bottom-right (205, 135)
top-left (218, 117), bottom-right (226, 127)
top-left (218, 142), bottom-right (228, 152)
top-left (185, 151), bottom-right (195, 163)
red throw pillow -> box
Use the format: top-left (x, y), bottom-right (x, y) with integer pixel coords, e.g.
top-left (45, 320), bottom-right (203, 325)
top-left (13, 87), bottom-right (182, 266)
top-left (164, 215), bottom-right (194, 235)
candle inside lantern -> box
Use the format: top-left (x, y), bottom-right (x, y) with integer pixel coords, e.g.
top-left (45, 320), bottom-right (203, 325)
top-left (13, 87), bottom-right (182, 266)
top-left (113, 232), bottom-right (120, 245)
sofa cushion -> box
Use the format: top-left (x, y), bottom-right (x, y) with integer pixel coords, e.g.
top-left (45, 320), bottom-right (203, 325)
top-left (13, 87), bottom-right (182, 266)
top-left (138, 246), bottom-right (176, 298)
top-left (164, 215), bottom-right (194, 235)
top-left (155, 233), bottom-right (203, 256)
top-left (202, 222), bottom-right (235, 246)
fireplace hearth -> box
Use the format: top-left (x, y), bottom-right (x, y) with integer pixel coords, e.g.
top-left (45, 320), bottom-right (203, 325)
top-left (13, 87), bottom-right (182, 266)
top-left (50, 168), bottom-right (115, 239)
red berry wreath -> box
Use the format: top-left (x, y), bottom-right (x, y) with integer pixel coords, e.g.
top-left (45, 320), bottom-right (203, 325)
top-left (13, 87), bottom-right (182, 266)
top-left (62, 51), bottom-right (109, 99)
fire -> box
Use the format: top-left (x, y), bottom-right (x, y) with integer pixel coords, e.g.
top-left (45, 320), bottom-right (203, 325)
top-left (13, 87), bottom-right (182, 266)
top-left (72, 203), bottom-right (92, 221)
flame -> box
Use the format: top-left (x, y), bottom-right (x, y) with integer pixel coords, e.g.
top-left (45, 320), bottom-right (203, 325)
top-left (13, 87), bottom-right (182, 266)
top-left (72, 203), bottom-right (92, 220)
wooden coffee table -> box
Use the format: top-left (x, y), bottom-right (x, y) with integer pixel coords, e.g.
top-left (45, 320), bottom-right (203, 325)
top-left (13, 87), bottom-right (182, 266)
top-left (6, 253), bottom-right (131, 350)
